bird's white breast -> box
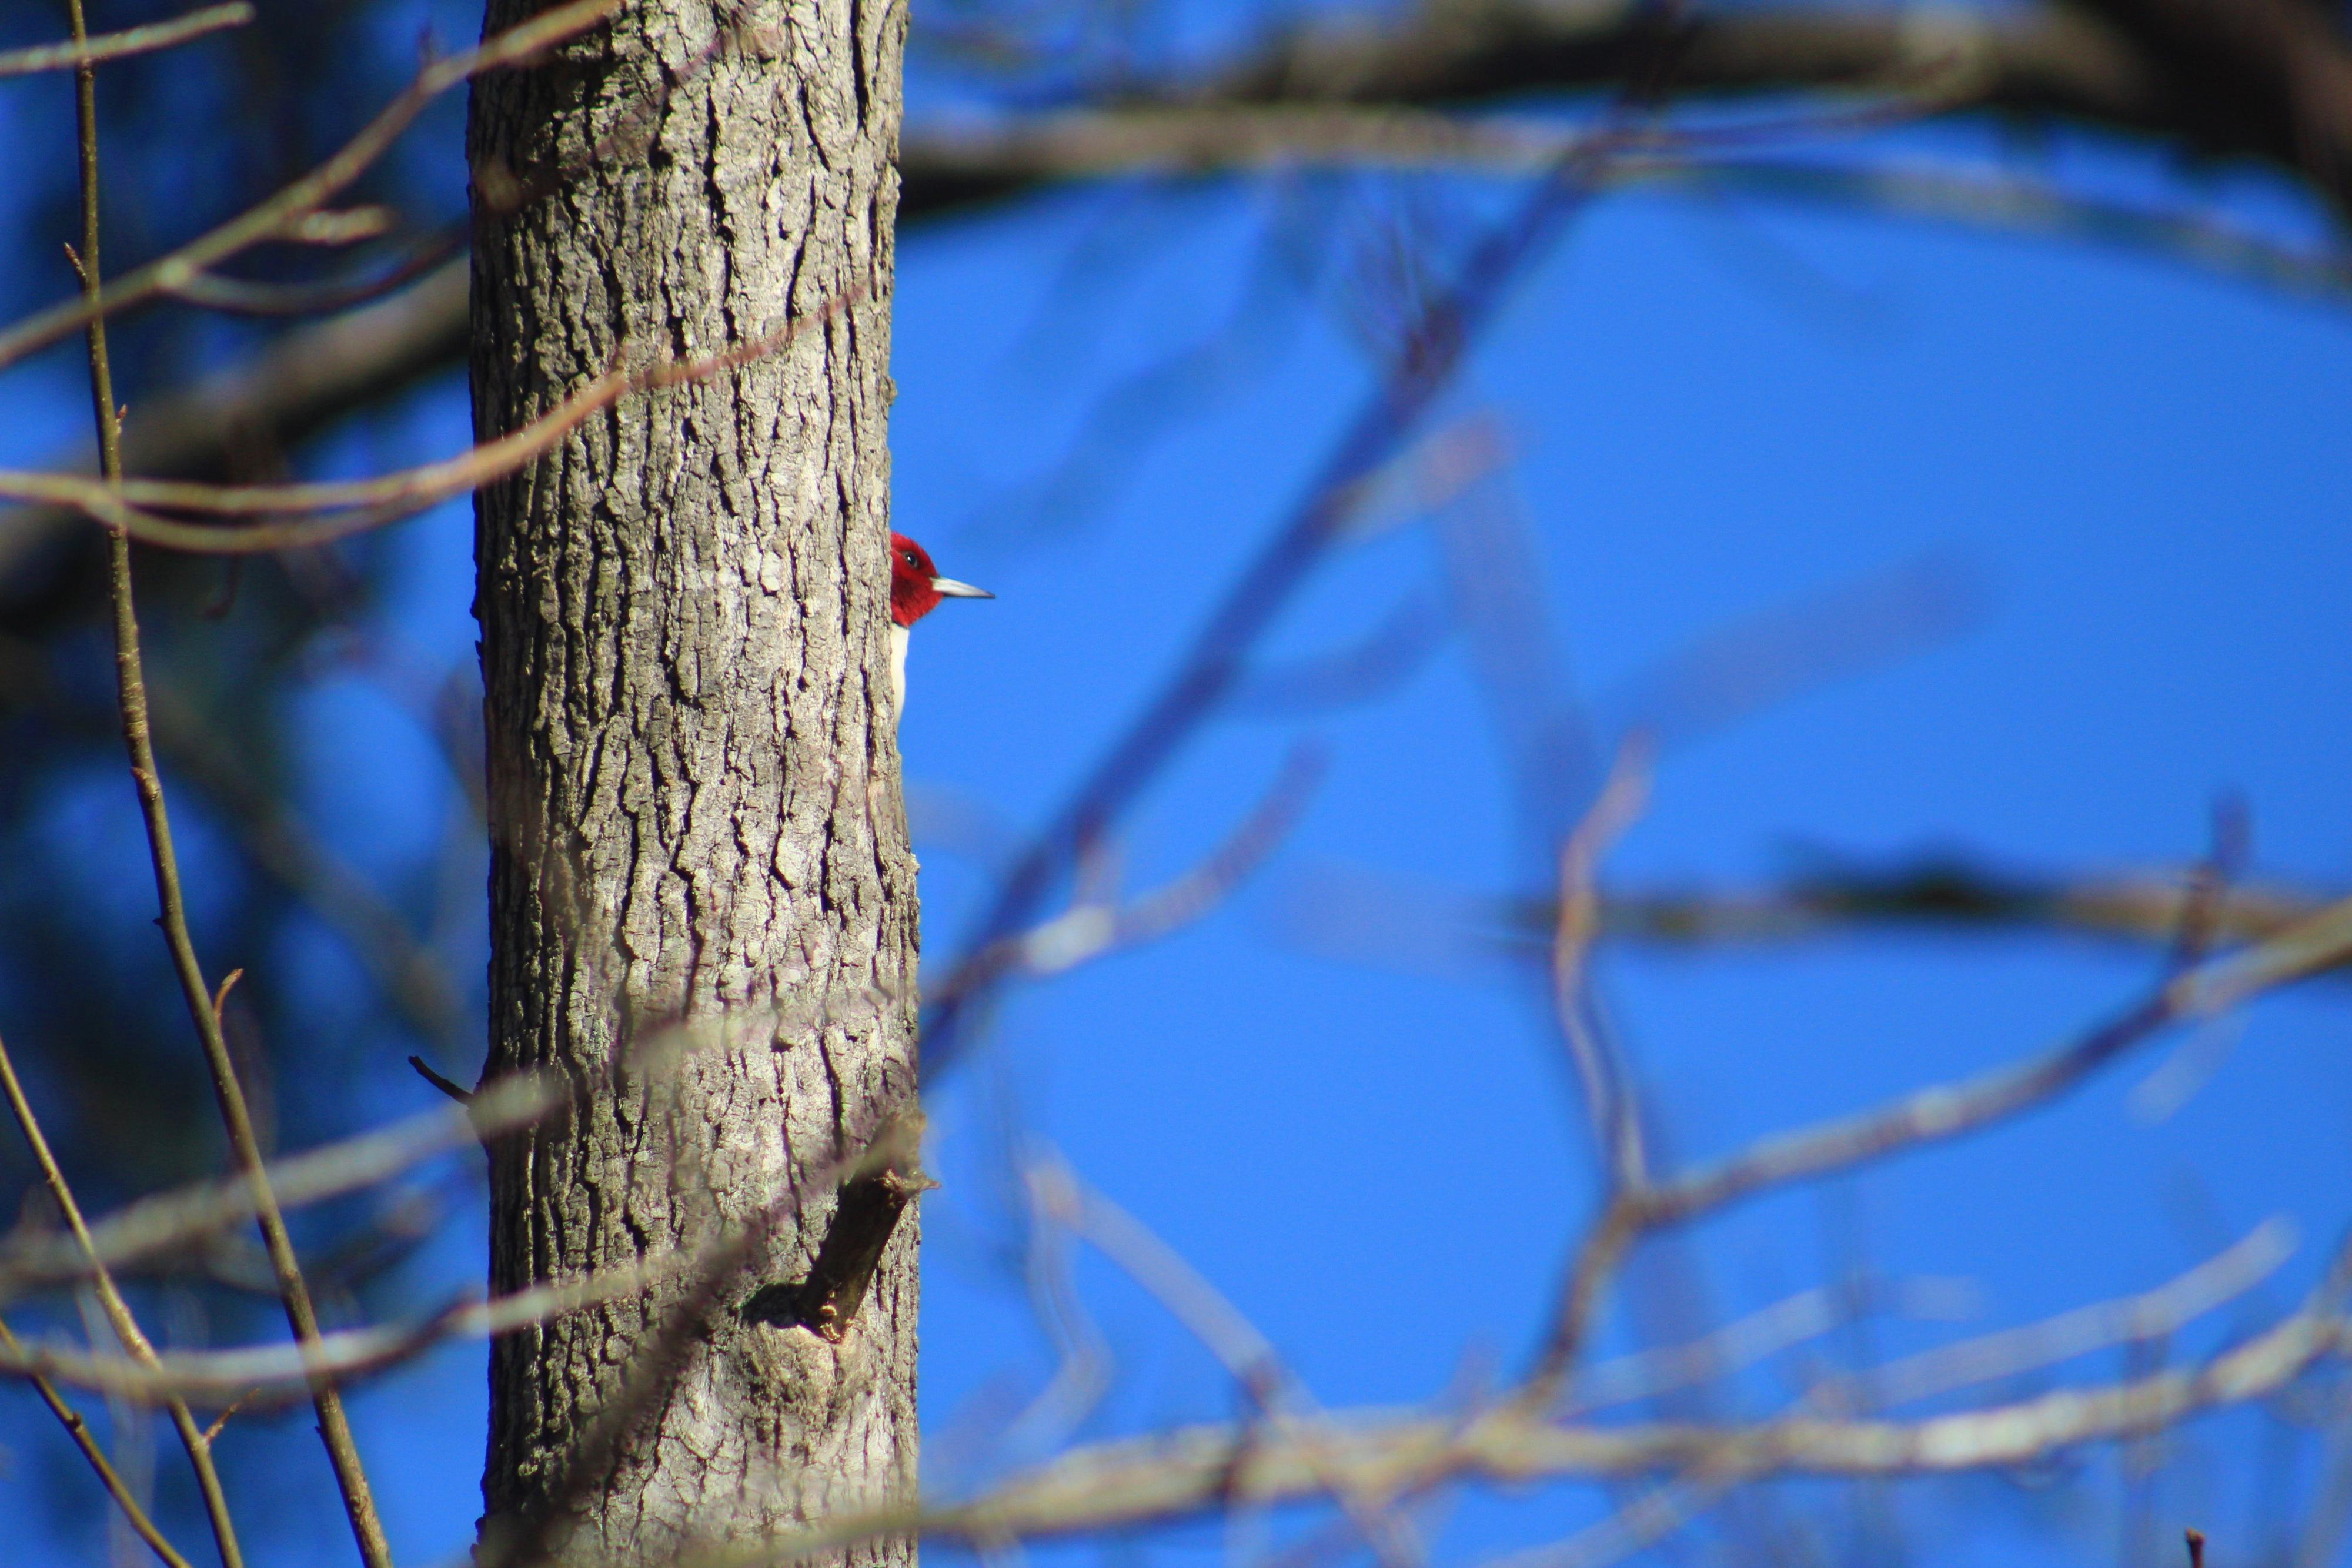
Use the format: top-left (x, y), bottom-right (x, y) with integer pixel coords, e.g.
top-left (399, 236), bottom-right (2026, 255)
top-left (888, 623), bottom-right (910, 728)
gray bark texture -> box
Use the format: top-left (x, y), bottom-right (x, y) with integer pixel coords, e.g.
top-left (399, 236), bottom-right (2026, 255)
top-left (466, 1), bottom-right (917, 1562)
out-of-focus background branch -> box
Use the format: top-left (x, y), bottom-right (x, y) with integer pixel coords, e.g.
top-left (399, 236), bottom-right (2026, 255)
top-left (15, 1), bottom-right (2352, 595)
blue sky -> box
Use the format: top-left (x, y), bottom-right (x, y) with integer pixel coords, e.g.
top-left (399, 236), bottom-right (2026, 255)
top-left (3, 10), bottom-right (2351, 1566)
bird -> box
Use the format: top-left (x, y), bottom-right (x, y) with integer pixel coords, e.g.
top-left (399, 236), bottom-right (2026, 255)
top-left (888, 531), bottom-right (992, 724)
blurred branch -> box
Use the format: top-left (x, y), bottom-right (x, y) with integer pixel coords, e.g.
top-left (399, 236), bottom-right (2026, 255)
top-left (1027, 1155), bottom-right (1429, 1568)
top-left (1, 286), bottom-right (864, 553)
top-left (143, 671), bottom-right (470, 1045)
top-left (1595, 891), bottom-right (2348, 1245)
top-left (1226, 590), bottom-right (1449, 716)
top-left (1209, 0), bottom-right (2352, 217)
top-left (63, 0), bottom-right (389, 1546)
top-left (707, 1236), bottom-right (2352, 1560)
top-left (1488, 1477), bottom-right (1726, 1568)
top-left (1495, 1222), bottom-right (2289, 1567)
top-left (902, 0), bottom-right (2352, 220)
top-left (0, 1028), bottom-right (245, 1568)
top-left (0, 633), bottom-right (470, 1047)
top-left (1645, 158), bottom-right (2352, 298)
top-left (0, 1315), bottom-right (195, 1568)
top-left (920, 52), bottom-right (1669, 1076)
top-left (1484, 860), bottom-right (2343, 964)
top-left (896, 96), bottom-right (1923, 186)
top-left (0, 1185), bottom-right (732, 1406)
top-left (0, 2), bottom-right (250, 78)
top-left (0, 0), bottom-right (624, 373)
top-left (11, 879), bottom-right (2348, 1427)
top-left (15, 1), bottom-right (2352, 601)
top-left (1521, 843), bottom-right (2287, 1409)
top-left (159, 225), bottom-right (466, 318)
top-left (1551, 739), bottom-right (1655, 1191)
top-left (0, 1073), bottom-right (556, 1305)
top-left (1822, 1218), bottom-right (2297, 1413)
top-left (0, 260), bottom-right (464, 590)
top-left (945, 745), bottom-right (1325, 990)
top-left (1288, 841), bottom-right (2351, 998)
top-left (1563, 1278), bottom-right (1968, 1418)
top-left (989, 1153), bottom-right (1112, 1463)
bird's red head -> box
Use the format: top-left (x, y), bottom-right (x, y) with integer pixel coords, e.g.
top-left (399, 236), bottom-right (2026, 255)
top-left (890, 532), bottom-right (993, 626)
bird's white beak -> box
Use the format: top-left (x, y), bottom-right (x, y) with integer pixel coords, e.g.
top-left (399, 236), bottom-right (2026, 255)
top-left (931, 576), bottom-right (994, 600)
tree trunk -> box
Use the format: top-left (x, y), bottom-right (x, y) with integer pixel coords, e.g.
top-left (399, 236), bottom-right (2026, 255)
top-left (466, 1), bottom-right (916, 1562)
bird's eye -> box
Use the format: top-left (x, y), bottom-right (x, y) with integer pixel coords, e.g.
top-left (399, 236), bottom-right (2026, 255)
top-left (901, 551), bottom-right (918, 567)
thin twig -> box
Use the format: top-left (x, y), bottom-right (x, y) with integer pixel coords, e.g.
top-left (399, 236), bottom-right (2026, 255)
top-left (0, 2), bottom-right (249, 78)
top-left (1829, 1219), bottom-right (2297, 1413)
top-left (0, 1246), bottom-right (660, 1405)
top-left (918, 72), bottom-right (1657, 1078)
top-left (407, 1055), bottom-right (472, 1104)
top-left (0, 1315), bottom-right (195, 1568)
top-left (0, 1119), bottom-right (909, 1419)
top-left (1479, 1477), bottom-right (1729, 1568)
top-left (6, 286), bottom-right (860, 554)
top-left (198, 1390), bottom-right (257, 1446)
top-left (677, 1251), bottom-right (2352, 1564)
top-left (1550, 735), bottom-right (1655, 1192)
top-left (0, 0), bottom-right (626, 373)
top-left (1563, 1281), bottom-right (1963, 1418)
top-left (158, 226), bottom-right (465, 317)
top-left (1521, 815), bottom-right (2291, 1407)
top-left (1030, 1156), bottom-right (1428, 1568)
top-left (941, 746), bottom-right (1324, 992)
top-left (60, 6), bottom-right (389, 1557)
top-left (0, 1073), bottom-right (555, 1303)
top-left (0, 1028), bottom-right (244, 1568)
top-left (1638, 902), bottom-right (2352, 1237)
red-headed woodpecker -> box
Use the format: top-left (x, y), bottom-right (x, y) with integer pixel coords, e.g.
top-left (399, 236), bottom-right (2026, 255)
top-left (888, 531), bottom-right (992, 723)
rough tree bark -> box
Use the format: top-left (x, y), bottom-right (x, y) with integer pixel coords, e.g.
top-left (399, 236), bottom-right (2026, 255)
top-left (466, 1), bottom-right (917, 1562)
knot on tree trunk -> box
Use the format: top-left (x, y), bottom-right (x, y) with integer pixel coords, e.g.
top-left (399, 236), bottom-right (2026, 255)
top-left (742, 1114), bottom-right (934, 1342)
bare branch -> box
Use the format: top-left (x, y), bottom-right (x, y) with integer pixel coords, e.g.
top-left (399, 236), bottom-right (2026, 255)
top-left (0, 1194), bottom-right (737, 1406)
top-left (1519, 850), bottom-right (2304, 1406)
top-left (690, 1256), bottom-right (2352, 1562)
top-left (3, 286), bottom-right (862, 554)
top-left (0, 1316), bottom-right (195, 1568)
top-left (0, 0), bottom-right (626, 373)
top-left (0, 1027), bottom-right (246, 1568)
top-left (1551, 736), bottom-right (1655, 1192)
top-left (1626, 895), bottom-right (2346, 1235)
top-left (0, 1073), bottom-right (556, 1305)
top-left (0, 259), bottom-right (465, 586)
top-left (1582, 865), bottom-right (2341, 958)
top-left (9, 0), bottom-right (2352, 600)
top-left (1826, 1219), bottom-right (2298, 1413)
top-left (60, 0), bottom-right (390, 1546)
top-left (1031, 1155), bottom-right (1429, 1568)
top-left (955, 745), bottom-right (1325, 988)
top-left (1644, 158), bottom-right (2352, 299)
top-left (920, 56), bottom-right (1670, 1076)
top-left (0, 2), bottom-right (249, 78)
top-left (158, 226), bottom-right (465, 318)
